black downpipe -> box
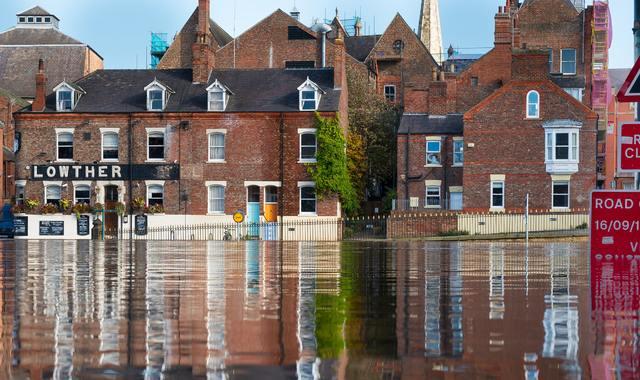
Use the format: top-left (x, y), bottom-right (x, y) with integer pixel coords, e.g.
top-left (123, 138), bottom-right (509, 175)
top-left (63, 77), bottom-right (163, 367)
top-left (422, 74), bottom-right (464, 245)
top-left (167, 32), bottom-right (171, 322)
top-left (279, 113), bottom-right (285, 239)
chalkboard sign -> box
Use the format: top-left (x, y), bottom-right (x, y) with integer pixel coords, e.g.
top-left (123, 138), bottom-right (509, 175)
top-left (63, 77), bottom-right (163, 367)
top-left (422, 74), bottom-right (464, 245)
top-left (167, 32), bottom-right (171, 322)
top-left (135, 215), bottom-right (148, 236)
top-left (77, 215), bottom-right (90, 236)
top-left (39, 221), bottom-right (64, 236)
top-left (14, 217), bottom-right (28, 237)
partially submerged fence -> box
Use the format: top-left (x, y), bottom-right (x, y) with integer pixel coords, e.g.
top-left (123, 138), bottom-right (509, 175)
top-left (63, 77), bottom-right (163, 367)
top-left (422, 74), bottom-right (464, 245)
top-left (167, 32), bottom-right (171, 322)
top-left (116, 210), bottom-right (588, 241)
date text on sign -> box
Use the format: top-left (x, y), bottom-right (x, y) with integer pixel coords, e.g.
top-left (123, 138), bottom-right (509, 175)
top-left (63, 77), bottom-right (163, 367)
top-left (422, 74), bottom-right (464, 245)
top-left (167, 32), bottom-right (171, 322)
top-left (591, 191), bottom-right (640, 262)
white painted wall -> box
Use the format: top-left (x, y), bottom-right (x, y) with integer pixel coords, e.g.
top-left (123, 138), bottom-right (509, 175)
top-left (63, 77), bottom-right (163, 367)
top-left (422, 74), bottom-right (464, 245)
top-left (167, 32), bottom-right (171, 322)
top-left (15, 214), bottom-right (94, 240)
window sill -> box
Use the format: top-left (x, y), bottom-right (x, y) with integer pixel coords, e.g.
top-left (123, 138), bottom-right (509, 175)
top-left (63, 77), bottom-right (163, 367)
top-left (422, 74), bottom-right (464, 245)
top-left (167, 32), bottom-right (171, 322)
top-left (452, 164), bottom-right (464, 168)
top-left (298, 160), bottom-right (317, 164)
top-left (525, 117), bottom-right (540, 120)
top-left (424, 205), bottom-right (441, 209)
top-left (145, 159), bottom-right (166, 163)
top-left (207, 212), bottom-right (226, 216)
top-left (551, 208), bottom-right (571, 213)
top-left (101, 160), bottom-right (119, 163)
top-left (207, 160), bottom-right (226, 164)
top-left (424, 164), bottom-right (443, 168)
top-left (298, 213), bottom-right (318, 217)
top-left (489, 208), bottom-right (505, 213)
top-left (56, 159), bottom-right (74, 163)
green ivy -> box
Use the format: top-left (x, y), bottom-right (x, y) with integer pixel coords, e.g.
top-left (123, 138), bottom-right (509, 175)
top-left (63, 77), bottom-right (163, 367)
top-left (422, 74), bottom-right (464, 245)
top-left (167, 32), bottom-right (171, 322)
top-left (308, 113), bottom-right (359, 215)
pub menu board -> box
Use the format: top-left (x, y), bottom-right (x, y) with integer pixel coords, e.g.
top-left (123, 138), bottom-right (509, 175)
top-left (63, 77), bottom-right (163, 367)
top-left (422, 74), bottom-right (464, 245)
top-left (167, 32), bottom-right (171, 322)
top-left (14, 217), bottom-right (28, 236)
top-left (135, 215), bottom-right (148, 236)
top-left (77, 215), bottom-right (91, 236)
top-left (39, 221), bottom-right (64, 236)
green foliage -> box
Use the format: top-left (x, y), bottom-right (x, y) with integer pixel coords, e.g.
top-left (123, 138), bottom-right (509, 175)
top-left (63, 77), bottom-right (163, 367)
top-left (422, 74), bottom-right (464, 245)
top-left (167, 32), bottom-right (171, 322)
top-left (346, 66), bottom-right (400, 205)
top-left (575, 222), bottom-right (588, 230)
top-left (308, 113), bottom-right (359, 215)
top-left (437, 229), bottom-right (470, 237)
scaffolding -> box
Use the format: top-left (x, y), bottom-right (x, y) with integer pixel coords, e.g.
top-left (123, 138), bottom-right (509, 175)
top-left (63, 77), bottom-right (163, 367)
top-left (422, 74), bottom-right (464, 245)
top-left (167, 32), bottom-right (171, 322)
top-left (591, 1), bottom-right (612, 183)
top-left (150, 32), bottom-right (169, 69)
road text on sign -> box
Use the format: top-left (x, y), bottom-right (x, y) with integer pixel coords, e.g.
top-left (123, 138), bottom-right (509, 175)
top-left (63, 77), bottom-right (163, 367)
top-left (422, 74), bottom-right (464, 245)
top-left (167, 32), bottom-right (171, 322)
top-left (618, 123), bottom-right (640, 172)
top-left (591, 191), bottom-right (640, 262)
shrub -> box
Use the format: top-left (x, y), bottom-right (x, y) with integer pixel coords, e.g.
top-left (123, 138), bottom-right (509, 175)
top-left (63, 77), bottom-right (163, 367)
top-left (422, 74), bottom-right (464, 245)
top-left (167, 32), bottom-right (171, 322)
top-left (25, 198), bottom-right (40, 212)
top-left (59, 198), bottom-right (72, 213)
top-left (437, 230), bottom-right (470, 237)
top-left (132, 197), bottom-right (146, 213)
top-left (71, 203), bottom-right (92, 219)
top-left (146, 204), bottom-right (164, 214)
top-left (575, 222), bottom-right (588, 230)
top-left (40, 203), bottom-right (60, 214)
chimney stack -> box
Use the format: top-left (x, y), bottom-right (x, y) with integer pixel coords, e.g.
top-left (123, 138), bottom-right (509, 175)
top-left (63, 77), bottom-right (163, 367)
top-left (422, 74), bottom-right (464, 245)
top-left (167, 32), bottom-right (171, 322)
top-left (494, 6), bottom-right (512, 46)
top-left (333, 26), bottom-right (345, 89)
top-left (192, 0), bottom-right (214, 83)
top-left (33, 59), bottom-right (47, 112)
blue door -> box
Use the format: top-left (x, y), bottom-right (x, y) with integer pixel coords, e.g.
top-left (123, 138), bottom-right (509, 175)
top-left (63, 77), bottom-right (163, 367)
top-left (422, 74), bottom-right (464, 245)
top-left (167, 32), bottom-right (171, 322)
top-left (247, 186), bottom-right (260, 238)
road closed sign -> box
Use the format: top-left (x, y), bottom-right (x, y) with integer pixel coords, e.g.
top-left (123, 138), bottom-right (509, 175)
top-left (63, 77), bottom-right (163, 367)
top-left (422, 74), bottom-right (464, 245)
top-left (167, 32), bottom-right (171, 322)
top-left (591, 191), bottom-right (640, 261)
top-left (619, 123), bottom-right (640, 172)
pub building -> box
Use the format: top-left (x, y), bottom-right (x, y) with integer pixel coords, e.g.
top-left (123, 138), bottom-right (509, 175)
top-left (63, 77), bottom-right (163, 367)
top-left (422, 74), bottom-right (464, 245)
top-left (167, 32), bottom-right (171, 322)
top-left (14, 4), bottom-right (348, 235)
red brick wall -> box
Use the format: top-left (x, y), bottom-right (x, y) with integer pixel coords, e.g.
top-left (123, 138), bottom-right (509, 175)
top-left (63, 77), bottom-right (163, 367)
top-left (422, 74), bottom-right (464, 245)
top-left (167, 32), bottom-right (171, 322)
top-left (463, 81), bottom-right (597, 211)
top-left (386, 212), bottom-right (458, 238)
top-left (14, 112), bottom-right (341, 217)
top-left (0, 95), bottom-right (23, 202)
top-left (396, 134), bottom-right (463, 204)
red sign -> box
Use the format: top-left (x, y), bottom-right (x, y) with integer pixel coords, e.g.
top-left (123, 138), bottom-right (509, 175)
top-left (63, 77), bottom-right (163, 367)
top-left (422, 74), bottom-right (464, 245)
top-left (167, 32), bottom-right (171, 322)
top-left (618, 123), bottom-right (640, 172)
top-left (591, 191), bottom-right (640, 260)
top-left (617, 57), bottom-right (640, 102)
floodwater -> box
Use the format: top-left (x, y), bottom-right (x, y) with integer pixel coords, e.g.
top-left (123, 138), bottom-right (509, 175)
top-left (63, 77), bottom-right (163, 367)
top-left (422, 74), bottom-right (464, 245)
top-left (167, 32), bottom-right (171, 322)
top-left (0, 240), bottom-right (635, 379)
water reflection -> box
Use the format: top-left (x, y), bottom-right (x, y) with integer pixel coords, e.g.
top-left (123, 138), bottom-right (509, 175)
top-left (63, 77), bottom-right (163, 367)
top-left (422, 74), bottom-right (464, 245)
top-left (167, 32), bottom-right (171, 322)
top-left (0, 240), bottom-right (635, 378)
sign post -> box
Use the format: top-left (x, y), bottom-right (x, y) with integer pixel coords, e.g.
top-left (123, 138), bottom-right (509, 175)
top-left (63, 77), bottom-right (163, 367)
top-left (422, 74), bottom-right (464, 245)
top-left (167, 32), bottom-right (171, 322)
top-left (616, 59), bottom-right (640, 189)
top-left (233, 211), bottom-right (245, 241)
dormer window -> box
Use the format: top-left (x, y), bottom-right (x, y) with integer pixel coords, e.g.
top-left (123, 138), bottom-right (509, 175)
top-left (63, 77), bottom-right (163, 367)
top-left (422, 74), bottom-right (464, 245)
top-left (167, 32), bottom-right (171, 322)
top-left (144, 79), bottom-right (173, 112)
top-left (297, 77), bottom-right (324, 112)
top-left (206, 80), bottom-right (232, 112)
top-left (54, 82), bottom-right (84, 112)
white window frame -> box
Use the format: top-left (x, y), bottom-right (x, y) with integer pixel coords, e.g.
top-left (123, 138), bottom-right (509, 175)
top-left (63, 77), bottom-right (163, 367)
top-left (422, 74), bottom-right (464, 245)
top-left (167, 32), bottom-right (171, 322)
top-left (100, 128), bottom-right (120, 162)
top-left (298, 128), bottom-right (317, 163)
top-left (73, 183), bottom-right (91, 205)
top-left (15, 180), bottom-right (26, 206)
top-left (43, 182), bottom-right (62, 206)
top-left (298, 181), bottom-right (317, 216)
top-left (453, 138), bottom-right (464, 166)
top-left (55, 128), bottom-right (74, 162)
top-left (526, 90), bottom-right (540, 119)
top-left (384, 85), bottom-right (396, 102)
top-left (144, 80), bottom-right (173, 112)
top-left (207, 129), bottom-right (227, 162)
top-left (146, 128), bottom-right (166, 162)
top-left (206, 80), bottom-right (231, 112)
top-left (298, 77), bottom-right (324, 112)
top-left (145, 181), bottom-right (165, 207)
top-left (561, 48), bottom-right (577, 75)
top-left (490, 181), bottom-right (505, 210)
top-left (206, 181), bottom-right (227, 215)
top-left (425, 185), bottom-right (441, 209)
top-left (552, 180), bottom-right (570, 210)
top-left (563, 88), bottom-right (584, 102)
top-left (425, 138), bottom-right (442, 167)
top-left (545, 130), bottom-right (579, 162)
top-left (53, 82), bottom-right (84, 112)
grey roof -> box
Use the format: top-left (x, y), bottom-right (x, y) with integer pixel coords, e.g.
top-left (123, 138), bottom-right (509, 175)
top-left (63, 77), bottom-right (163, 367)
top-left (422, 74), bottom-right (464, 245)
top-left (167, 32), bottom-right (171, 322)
top-left (211, 20), bottom-right (233, 47)
top-left (17, 6), bottom-right (58, 19)
top-left (29, 68), bottom-right (341, 113)
top-left (398, 114), bottom-right (464, 135)
top-left (610, 68), bottom-right (630, 90)
top-left (345, 35), bottom-right (380, 62)
top-left (549, 74), bottom-right (586, 89)
top-left (0, 45), bottom-right (88, 98)
top-left (0, 28), bottom-right (82, 45)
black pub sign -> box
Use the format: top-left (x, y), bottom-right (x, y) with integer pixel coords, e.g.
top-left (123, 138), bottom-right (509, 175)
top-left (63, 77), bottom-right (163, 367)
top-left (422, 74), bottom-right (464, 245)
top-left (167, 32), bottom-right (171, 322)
top-left (30, 164), bottom-right (180, 181)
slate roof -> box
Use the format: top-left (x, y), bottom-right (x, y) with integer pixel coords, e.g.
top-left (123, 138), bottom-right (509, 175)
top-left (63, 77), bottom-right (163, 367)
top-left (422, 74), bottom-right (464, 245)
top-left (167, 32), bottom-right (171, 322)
top-left (345, 35), bottom-right (380, 62)
top-left (28, 68), bottom-right (341, 113)
top-left (17, 6), bottom-right (57, 19)
top-left (609, 68), bottom-right (630, 90)
top-left (398, 114), bottom-right (464, 135)
top-left (0, 27), bottom-right (83, 45)
top-left (211, 20), bottom-right (233, 47)
top-left (549, 74), bottom-right (586, 89)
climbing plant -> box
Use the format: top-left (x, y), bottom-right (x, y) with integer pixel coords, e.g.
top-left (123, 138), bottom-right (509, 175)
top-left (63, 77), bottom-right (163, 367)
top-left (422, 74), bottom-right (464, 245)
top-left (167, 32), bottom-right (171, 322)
top-left (308, 113), bottom-right (359, 215)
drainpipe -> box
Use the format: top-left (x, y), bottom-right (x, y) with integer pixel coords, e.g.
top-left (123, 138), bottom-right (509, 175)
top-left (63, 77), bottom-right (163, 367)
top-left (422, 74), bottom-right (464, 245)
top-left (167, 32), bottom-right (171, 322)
top-left (279, 113), bottom-right (285, 239)
top-left (404, 124), bottom-right (410, 201)
top-left (312, 22), bottom-right (332, 68)
top-left (128, 114), bottom-right (135, 243)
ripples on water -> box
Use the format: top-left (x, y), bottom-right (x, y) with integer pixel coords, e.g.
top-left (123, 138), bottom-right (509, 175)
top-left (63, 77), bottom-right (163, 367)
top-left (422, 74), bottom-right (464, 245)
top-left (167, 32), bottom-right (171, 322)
top-left (0, 240), bottom-right (636, 379)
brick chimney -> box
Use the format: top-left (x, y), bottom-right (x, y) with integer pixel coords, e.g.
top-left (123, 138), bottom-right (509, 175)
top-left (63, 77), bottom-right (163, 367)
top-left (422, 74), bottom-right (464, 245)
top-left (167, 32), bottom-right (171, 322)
top-left (192, 0), bottom-right (214, 83)
top-left (33, 59), bottom-right (47, 112)
top-left (512, 16), bottom-right (521, 48)
top-left (333, 26), bottom-right (346, 89)
top-left (494, 6), bottom-right (512, 46)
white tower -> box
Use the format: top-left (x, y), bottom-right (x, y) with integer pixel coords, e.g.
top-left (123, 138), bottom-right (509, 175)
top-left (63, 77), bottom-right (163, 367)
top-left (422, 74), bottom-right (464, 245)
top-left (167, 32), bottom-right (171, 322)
top-left (419, 0), bottom-right (444, 64)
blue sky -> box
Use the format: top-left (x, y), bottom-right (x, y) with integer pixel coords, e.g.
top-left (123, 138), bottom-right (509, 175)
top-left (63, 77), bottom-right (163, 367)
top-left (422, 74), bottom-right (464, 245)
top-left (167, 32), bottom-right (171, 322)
top-left (0, 0), bottom-right (633, 69)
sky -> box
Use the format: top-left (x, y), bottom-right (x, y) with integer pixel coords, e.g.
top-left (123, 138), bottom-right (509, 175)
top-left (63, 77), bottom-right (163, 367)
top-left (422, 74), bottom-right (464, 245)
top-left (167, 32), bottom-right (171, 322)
top-left (0, 0), bottom-right (634, 69)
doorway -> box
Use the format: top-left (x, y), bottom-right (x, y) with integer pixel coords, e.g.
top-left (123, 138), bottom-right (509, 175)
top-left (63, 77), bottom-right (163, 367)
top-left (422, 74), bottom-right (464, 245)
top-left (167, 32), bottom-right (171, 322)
top-left (247, 186), bottom-right (260, 238)
top-left (104, 185), bottom-right (119, 237)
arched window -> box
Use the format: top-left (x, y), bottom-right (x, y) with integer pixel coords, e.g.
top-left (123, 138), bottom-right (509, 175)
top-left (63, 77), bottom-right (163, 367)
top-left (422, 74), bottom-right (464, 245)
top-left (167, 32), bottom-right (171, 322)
top-left (526, 90), bottom-right (540, 119)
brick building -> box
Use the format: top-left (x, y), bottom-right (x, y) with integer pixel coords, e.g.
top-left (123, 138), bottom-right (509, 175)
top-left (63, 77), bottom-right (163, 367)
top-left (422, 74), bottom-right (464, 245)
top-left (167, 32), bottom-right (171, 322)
top-left (605, 69), bottom-right (636, 190)
top-left (0, 6), bottom-right (103, 203)
top-left (396, 1), bottom-right (598, 212)
top-left (14, 0), bottom-right (348, 236)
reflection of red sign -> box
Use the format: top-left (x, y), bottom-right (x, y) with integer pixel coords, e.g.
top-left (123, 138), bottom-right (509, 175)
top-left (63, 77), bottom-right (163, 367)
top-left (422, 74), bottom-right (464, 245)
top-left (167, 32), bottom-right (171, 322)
top-left (591, 191), bottom-right (640, 260)
top-left (618, 123), bottom-right (640, 172)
